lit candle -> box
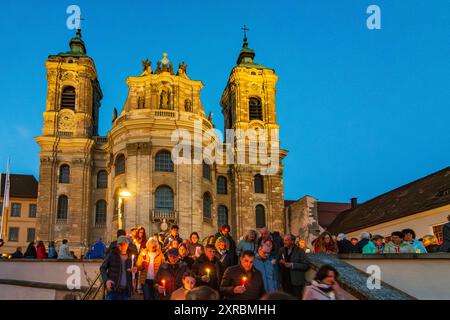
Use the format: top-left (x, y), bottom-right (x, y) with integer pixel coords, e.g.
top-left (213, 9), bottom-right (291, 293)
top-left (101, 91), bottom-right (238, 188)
top-left (241, 276), bottom-right (248, 287)
top-left (206, 268), bottom-right (211, 278)
top-left (161, 279), bottom-right (166, 297)
top-left (131, 255), bottom-right (135, 269)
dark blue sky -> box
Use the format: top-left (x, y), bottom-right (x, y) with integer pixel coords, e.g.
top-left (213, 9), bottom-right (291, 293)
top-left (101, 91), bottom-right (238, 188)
top-left (0, 0), bottom-right (449, 203)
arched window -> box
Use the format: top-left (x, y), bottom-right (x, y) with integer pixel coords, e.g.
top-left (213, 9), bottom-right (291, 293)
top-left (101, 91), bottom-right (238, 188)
top-left (57, 195), bottom-right (68, 221)
top-left (59, 164), bottom-right (70, 184)
top-left (155, 150), bottom-right (174, 172)
top-left (256, 204), bottom-right (266, 228)
top-left (203, 192), bottom-right (212, 221)
top-left (203, 161), bottom-right (211, 180)
top-left (254, 174), bottom-right (264, 193)
top-left (155, 186), bottom-right (174, 210)
top-left (61, 86), bottom-right (76, 110)
top-left (218, 205), bottom-right (228, 227)
top-left (97, 170), bottom-right (108, 189)
top-left (115, 154), bottom-right (125, 175)
top-left (95, 200), bottom-right (107, 225)
top-left (249, 97), bottom-right (262, 121)
top-left (217, 176), bottom-right (227, 194)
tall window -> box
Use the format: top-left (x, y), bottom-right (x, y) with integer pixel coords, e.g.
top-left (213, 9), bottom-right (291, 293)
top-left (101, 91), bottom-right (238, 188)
top-left (203, 192), bottom-right (212, 221)
top-left (218, 205), bottom-right (228, 227)
top-left (155, 186), bottom-right (174, 210)
top-left (115, 154), bottom-right (125, 175)
top-left (433, 224), bottom-right (445, 243)
top-left (254, 174), bottom-right (264, 193)
top-left (59, 164), bottom-right (70, 183)
top-left (155, 150), bottom-right (174, 172)
top-left (29, 204), bottom-right (37, 218)
top-left (256, 204), bottom-right (266, 228)
top-left (11, 203), bottom-right (21, 217)
top-left (113, 190), bottom-right (124, 219)
top-left (57, 195), bottom-right (68, 221)
top-left (217, 176), bottom-right (227, 195)
top-left (249, 97), bottom-right (263, 121)
top-left (8, 227), bottom-right (19, 242)
top-left (61, 86), bottom-right (76, 110)
top-left (203, 161), bottom-right (211, 180)
top-left (97, 170), bottom-right (108, 189)
top-left (95, 200), bottom-right (107, 225)
top-left (27, 228), bottom-right (36, 243)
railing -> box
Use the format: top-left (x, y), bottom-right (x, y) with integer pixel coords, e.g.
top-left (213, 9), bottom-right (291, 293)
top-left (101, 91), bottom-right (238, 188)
top-left (55, 219), bottom-right (68, 225)
top-left (154, 110), bottom-right (175, 118)
top-left (151, 209), bottom-right (177, 222)
top-left (57, 131), bottom-right (73, 137)
top-left (94, 136), bottom-right (108, 144)
top-left (93, 223), bottom-right (106, 229)
top-left (81, 271), bottom-right (105, 300)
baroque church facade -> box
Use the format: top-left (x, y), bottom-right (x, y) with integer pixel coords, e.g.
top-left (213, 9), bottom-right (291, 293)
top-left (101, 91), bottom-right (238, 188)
top-left (35, 29), bottom-right (287, 250)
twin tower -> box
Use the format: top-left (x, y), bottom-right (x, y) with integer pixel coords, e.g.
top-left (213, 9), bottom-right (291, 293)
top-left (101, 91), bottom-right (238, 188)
top-left (35, 29), bottom-right (287, 250)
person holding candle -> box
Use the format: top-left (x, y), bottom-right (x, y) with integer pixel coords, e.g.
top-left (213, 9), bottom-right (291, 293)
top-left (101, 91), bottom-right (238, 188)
top-left (188, 232), bottom-right (203, 259)
top-left (178, 243), bottom-right (195, 269)
top-left (219, 250), bottom-right (265, 300)
top-left (100, 236), bottom-right (137, 300)
top-left (154, 248), bottom-right (188, 300)
top-left (278, 233), bottom-right (310, 299)
top-left (192, 244), bottom-right (224, 291)
top-left (163, 225), bottom-right (183, 252)
top-left (136, 238), bottom-right (165, 300)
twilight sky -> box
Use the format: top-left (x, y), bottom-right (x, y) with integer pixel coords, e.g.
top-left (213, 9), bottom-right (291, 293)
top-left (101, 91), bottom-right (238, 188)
top-left (0, 0), bottom-right (449, 203)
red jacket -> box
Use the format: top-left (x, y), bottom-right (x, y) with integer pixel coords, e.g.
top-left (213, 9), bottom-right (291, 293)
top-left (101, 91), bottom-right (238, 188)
top-left (37, 245), bottom-right (48, 259)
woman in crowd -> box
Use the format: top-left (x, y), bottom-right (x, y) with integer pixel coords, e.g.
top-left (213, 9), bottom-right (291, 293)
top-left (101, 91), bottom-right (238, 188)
top-left (24, 241), bottom-right (37, 258)
top-left (422, 235), bottom-right (441, 253)
top-left (135, 227), bottom-right (148, 252)
top-left (170, 271), bottom-right (197, 300)
top-left (36, 240), bottom-right (48, 259)
top-left (314, 232), bottom-right (338, 254)
top-left (48, 241), bottom-right (57, 259)
top-left (188, 232), bottom-right (203, 259)
top-left (302, 265), bottom-right (350, 300)
top-left (236, 229), bottom-right (258, 256)
top-left (178, 243), bottom-right (195, 269)
top-left (136, 238), bottom-right (165, 300)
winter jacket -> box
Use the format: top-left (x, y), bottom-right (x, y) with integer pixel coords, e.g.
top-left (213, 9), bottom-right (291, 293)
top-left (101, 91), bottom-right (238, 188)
top-left (192, 254), bottom-right (224, 290)
top-left (215, 250), bottom-right (234, 271)
top-left (57, 244), bottom-right (73, 259)
top-left (154, 261), bottom-right (189, 300)
top-left (253, 254), bottom-right (279, 292)
top-left (278, 245), bottom-right (310, 286)
top-left (337, 239), bottom-right (358, 254)
top-left (36, 245), bottom-right (47, 259)
top-left (220, 264), bottom-right (266, 300)
top-left (302, 281), bottom-right (347, 300)
top-left (48, 247), bottom-right (57, 259)
top-left (383, 241), bottom-right (415, 253)
top-left (362, 241), bottom-right (384, 254)
top-left (99, 247), bottom-right (133, 295)
top-left (136, 249), bottom-right (165, 285)
top-left (408, 240), bottom-right (427, 253)
top-left (356, 239), bottom-right (370, 253)
top-left (440, 222), bottom-right (450, 253)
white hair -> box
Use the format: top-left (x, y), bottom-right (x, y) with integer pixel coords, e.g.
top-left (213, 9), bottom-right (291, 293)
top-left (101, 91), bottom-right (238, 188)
top-left (337, 233), bottom-right (345, 241)
top-left (360, 232), bottom-right (370, 240)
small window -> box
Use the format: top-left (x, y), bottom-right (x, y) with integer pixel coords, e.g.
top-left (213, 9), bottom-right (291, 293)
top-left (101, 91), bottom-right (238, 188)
top-left (249, 97), bottom-right (263, 121)
top-left (8, 227), bottom-right (19, 242)
top-left (27, 228), bottom-right (36, 243)
top-left (256, 204), bottom-right (266, 228)
top-left (59, 164), bottom-right (70, 183)
top-left (115, 154), bottom-right (126, 175)
top-left (203, 161), bottom-right (211, 180)
top-left (218, 205), bottom-right (228, 227)
top-left (95, 200), bottom-right (107, 226)
top-left (61, 86), bottom-right (76, 110)
top-left (0, 202), bottom-right (3, 216)
top-left (155, 150), bottom-right (174, 172)
top-left (155, 186), bottom-right (174, 210)
top-left (97, 170), bottom-right (108, 189)
top-left (57, 195), bottom-right (68, 221)
top-left (203, 192), bottom-right (212, 221)
top-left (433, 224), bottom-right (445, 243)
top-left (11, 203), bottom-right (21, 217)
top-left (254, 174), bottom-right (264, 193)
top-left (217, 176), bottom-right (227, 194)
top-left (29, 204), bottom-right (37, 218)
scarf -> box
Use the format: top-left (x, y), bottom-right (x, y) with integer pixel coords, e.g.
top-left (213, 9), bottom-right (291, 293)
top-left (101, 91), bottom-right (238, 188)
top-left (312, 280), bottom-right (336, 300)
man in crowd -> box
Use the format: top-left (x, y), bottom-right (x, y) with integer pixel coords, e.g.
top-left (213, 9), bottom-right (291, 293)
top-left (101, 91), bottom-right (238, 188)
top-left (170, 271), bottom-right (197, 300)
top-left (215, 237), bottom-right (234, 270)
top-left (336, 233), bottom-right (358, 253)
top-left (362, 235), bottom-right (384, 254)
top-left (220, 250), bottom-right (265, 300)
top-left (253, 244), bottom-right (279, 293)
top-left (163, 225), bottom-right (183, 252)
top-left (383, 231), bottom-right (415, 253)
top-left (258, 227), bottom-right (282, 255)
top-left (356, 232), bottom-right (371, 253)
top-left (107, 229), bottom-right (138, 256)
top-left (193, 244), bottom-right (224, 291)
top-left (215, 224), bottom-right (237, 264)
top-left (440, 214), bottom-right (450, 252)
top-left (279, 233), bottom-right (310, 298)
top-left (154, 248), bottom-right (188, 300)
top-left (100, 236), bottom-right (137, 300)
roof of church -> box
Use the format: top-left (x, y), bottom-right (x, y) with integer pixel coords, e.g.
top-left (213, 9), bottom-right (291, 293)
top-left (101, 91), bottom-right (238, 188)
top-left (236, 34), bottom-right (268, 70)
top-left (326, 166), bottom-right (450, 234)
top-left (53, 29), bottom-right (87, 58)
top-left (0, 174), bottom-right (38, 199)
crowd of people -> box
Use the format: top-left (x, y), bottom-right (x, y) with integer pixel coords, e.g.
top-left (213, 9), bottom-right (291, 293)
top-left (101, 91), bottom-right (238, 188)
top-left (5, 239), bottom-right (81, 260)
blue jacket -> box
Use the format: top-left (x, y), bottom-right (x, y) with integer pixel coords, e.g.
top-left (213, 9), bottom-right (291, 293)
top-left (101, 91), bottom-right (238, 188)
top-left (253, 254), bottom-right (279, 293)
top-left (408, 240), bottom-right (427, 253)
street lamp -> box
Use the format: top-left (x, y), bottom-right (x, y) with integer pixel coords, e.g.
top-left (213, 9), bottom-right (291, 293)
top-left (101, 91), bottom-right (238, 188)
top-left (118, 188), bottom-right (131, 230)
